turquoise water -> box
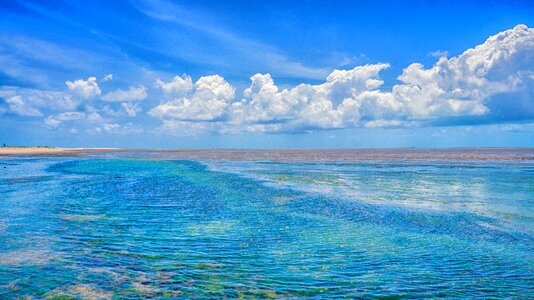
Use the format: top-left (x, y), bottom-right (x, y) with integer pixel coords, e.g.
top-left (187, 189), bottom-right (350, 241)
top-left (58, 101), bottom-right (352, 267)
top-left (0, 156), bottom-right (533, 298)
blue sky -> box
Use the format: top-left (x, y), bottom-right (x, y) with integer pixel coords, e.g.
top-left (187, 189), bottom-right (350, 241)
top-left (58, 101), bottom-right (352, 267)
top-left (0, 0), bottom-right (533, 148)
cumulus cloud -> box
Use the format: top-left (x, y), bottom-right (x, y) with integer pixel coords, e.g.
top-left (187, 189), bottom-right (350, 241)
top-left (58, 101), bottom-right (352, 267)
top-left (65, 76), bottom-right (101, 99)
top-left (101, 86), bottom-right (147, 102)
top-left (390, 24), bottom-right (534, 119)
top-left (150, 75), bottom-right (235, 121)
top-left (227, 63), bottom-right (404, 132)
top-left (149, 24), bottom-right (534, 133)
top-left (155, 75), bottom-right (193, 96)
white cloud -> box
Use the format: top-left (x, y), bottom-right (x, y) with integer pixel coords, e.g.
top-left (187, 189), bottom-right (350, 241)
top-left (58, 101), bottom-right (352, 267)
top-left (389, 24), bottom-right (533, 119)
top-left (102, 123), bottom-right (120, 133)
top-left (121, 102), bottom-right (142, 117)
top-left (101, 86), bottom-right (147, 102)
top-left (86, 111), bottom-right (102, 122)
top-left (429, 50), bottom-right (448, 58)
top-left (155, 75), bottom-right (193, 96)
top-left (44, 111), bottom-right (102, 127)
top-left (228, 63), bottom-right (395, 131)
top-left (101, 102), bottom-right (142, 117)
top-left (5, 96), bottom-right (43, 116)
top-left (44, 112), bottom-right (86, 127)
top-left (103, 73), bottom-right (114, 81)
top-left (65, 76), bottom-right (101, 99)
top-left (87, 122), bottom-right (143, 134)
top-left (150, 75), bottom-right (234, 121)
top-left (154, 119), bottom-right (210, 136)
top-left (101, 105), bottom-right (120, 117)
top-left (0, 86), bottom-right (79, 116)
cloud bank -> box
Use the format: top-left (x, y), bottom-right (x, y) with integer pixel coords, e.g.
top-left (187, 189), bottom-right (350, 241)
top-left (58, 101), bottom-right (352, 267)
top-left (1, 25), bottom-right (533, 135)
top-left (151, 25), bottom-right (534, 133)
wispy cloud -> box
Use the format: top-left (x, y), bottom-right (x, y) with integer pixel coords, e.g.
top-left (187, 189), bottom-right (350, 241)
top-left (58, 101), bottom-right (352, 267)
top-left (134, 0), bottom-right (330, 80)
top-left (0, 33), bottom-right (146, 89)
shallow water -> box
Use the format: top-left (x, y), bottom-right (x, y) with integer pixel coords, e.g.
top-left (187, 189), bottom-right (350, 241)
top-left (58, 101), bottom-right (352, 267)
top-left (0, 155), bottom-right (533, 298)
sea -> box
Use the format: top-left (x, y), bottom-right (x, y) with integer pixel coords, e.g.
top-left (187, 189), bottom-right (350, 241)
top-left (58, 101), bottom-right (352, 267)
top-left (0, 149), bottom-right (533, 298)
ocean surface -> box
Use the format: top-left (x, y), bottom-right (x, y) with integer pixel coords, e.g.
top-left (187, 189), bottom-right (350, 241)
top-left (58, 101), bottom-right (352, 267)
top-left (0, 150), bottom-right (533, 298)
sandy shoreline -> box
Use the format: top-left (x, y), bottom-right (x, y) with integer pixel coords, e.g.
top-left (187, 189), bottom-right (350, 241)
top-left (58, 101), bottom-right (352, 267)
top-left (0, 147), bottom-right (117, 155)
top-left (1, 147), bottom-right (534, 161)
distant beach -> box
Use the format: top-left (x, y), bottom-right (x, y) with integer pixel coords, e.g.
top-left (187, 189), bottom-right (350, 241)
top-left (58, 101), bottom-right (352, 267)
top-left (0, 147), bottom-right (115, 156)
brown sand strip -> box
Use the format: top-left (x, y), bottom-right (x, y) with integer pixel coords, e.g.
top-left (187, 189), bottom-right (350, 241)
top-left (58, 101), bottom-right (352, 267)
top-left (0, 147), bottom-right (114, 156)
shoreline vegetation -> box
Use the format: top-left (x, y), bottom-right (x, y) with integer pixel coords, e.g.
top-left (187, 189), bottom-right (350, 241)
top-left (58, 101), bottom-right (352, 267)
top-left (1, 147), bottom-right (534, 161)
